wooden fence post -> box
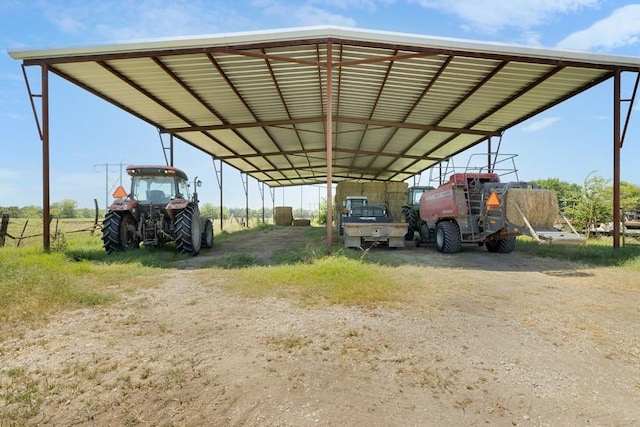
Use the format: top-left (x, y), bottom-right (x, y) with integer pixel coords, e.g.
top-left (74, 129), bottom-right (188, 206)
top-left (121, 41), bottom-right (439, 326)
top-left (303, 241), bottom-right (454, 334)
top-left (0, 213), bottom-right (9, 247)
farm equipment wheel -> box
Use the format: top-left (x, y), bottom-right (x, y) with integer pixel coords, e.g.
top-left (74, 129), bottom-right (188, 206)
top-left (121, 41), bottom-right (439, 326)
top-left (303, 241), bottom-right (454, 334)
top-left (175, 204), bottom-right (202, 256)
top-left (435, 221), bottom-right (461, 253)
top-left (401, 206), bottom-right (418, 240)
top-left (201, 218), bottom-right (214, 249)
top-left (102, 211), bottom-right (139, 254)
top-left (485, 237), bottom-right (517, 253)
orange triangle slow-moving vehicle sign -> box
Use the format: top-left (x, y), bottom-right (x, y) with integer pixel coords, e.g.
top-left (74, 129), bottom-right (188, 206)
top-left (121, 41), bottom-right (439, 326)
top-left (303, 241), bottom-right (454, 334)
top-left (486, 192), bottom-right (500, 208)
top-left (113, 185), bottom-right (128, 198)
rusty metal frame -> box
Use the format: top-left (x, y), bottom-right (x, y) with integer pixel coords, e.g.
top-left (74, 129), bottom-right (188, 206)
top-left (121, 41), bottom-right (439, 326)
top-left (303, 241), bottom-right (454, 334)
top-left (14, 32), bottom-right (640, 253)
top-left (20, 64), bottom-right (51, 251)
top-left (612, 70), bottom-right (639, 247)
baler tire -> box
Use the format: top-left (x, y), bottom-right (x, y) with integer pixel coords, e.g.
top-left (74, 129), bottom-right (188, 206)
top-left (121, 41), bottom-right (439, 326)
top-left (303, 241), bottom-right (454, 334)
top-left (102, 211), bottom-right (138, 254)
top-left (201, 218), bottom-right (214, 249)
top-left (435, 221), bottom-right (461, 254)
top-left (175, 204), bottom-right (202, 256)
top-left (486, 237), bottom-right (517, 253)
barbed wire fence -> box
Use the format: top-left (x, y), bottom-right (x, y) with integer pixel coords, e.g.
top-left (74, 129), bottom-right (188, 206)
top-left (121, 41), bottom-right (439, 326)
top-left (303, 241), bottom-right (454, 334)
top-left (0, 213), bottom-right (101, 248)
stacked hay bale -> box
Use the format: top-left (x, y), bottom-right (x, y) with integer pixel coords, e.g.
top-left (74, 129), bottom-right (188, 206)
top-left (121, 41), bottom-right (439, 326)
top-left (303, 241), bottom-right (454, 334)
top-left (385, 181), bottom-right (409, 221)
top-left (505, 188), bottom-right (559, 229)
top-left (274, 206), bottom-right (293, 226)
top-left (334, 182), bottom-right (363, 213)
top-left (334, 180), bottom-right (409, 222)
top-left (361, 182), bottom-right (386, 205)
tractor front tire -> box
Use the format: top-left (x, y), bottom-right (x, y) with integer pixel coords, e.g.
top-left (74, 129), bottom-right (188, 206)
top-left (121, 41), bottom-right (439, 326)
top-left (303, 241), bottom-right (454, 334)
top-left (435, 221), bottom-right (462, 254)
top-left (102, 211), bottom-right (139, 254)
top-left (486, 237), bottom-right (517, 253)
top-left (175, 204), bottom-right (202, 256)
top-left (201, 218), bottom-right (214, 249)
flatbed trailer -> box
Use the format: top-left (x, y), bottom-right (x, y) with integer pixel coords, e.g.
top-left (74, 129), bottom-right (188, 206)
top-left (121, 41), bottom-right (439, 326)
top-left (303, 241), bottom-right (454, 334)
top-left (341, 205), bottom-right (407, 248)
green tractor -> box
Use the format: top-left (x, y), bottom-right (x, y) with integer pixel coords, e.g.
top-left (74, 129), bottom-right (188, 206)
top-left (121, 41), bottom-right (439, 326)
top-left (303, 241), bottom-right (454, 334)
top-left (401, 186), bottom-right (433, 241)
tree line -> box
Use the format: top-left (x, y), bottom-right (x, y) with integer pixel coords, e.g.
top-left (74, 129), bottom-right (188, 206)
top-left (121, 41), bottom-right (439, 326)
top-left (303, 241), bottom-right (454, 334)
top-left (0, 201), bottom-right (320, 223)
top-left (534, 175), bottom-right (640, 229)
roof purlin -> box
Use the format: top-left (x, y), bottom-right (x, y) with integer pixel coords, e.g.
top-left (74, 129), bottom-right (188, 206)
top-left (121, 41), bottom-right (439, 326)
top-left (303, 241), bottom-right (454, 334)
top-left (348, 48), bottom-right (398, 174)
top-left (364, 55), bottom-right (453, 180)
top-left (48, 62), bottom-right (284, 185)
top-left (163, 116), bottom-right (498, 136)
top-left (261, 48), bottom-right (313, 179)
top-left (11, 28), bottom-right (640, 190)
top-left (381, 59), bottom-right (510, 180)
top-left (99, 59), bottom-right (286, 183)
top-left (389, 64), bottom-right (568, 180)
top-left (205, 53), bottom-right (284, 176)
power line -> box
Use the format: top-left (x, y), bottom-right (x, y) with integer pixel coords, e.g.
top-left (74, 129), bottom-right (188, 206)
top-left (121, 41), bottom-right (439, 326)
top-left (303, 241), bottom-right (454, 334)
top-left (93, 162), bottom-right (125, 210)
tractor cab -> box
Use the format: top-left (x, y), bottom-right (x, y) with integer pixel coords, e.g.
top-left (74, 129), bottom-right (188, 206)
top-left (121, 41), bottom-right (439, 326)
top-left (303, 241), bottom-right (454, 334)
top-left (406, 186), bottom-right (434, 206)
top-left (126, 165), bottom-right (191, 205)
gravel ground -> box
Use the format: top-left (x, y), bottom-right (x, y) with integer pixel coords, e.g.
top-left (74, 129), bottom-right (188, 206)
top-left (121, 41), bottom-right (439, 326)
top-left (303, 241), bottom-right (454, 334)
top-left (1, 226), bottom-right (638, 426)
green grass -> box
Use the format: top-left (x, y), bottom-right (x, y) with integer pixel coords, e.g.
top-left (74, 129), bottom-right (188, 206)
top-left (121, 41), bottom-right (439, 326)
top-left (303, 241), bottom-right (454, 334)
top-left (223, 256), bottom-right (405, 308)
top-left (3, 221), bottom-right (639, 342)
top-left (0, 231), bottom-right (171, 336)
top-left (517, 236), bottom-right (640, 270)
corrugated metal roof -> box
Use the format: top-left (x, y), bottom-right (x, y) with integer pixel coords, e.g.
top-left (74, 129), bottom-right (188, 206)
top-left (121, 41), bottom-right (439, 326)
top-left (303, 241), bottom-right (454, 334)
top-left (9, 26), bottom-right (640, 187)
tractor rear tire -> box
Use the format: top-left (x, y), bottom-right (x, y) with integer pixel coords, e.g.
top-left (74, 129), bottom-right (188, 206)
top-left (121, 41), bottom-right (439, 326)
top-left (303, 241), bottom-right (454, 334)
top-left (201, 218), bottom-right (214, 249)
top-left (102, 211), bottom-right (139, 254)
top-left (435, 221), bottom-right (461, 254)
top-left (486, 237), bottom-right (517, 253)
top-left (175, 204), bottom-right (202, 256)
top-left (401, 206), bottom-right (418, 240)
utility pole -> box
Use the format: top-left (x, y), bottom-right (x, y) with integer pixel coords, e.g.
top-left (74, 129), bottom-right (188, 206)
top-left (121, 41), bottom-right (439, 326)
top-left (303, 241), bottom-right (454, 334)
top-left (94, 162), bottom-right (124, 211)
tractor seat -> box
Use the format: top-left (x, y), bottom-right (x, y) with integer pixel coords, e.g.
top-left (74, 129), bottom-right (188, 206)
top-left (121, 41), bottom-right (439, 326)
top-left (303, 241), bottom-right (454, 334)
top-left (148, 190), bottom-right (168, 204)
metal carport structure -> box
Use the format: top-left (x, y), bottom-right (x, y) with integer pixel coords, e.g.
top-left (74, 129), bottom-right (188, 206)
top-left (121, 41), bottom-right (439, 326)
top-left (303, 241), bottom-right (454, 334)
top-left (8, 26), bottom-right (640, 253)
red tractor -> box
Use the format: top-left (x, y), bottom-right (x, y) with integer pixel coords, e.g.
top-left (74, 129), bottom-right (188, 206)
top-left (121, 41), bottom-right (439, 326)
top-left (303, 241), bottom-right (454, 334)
top-left (101, 165), bottom-right (213, 256)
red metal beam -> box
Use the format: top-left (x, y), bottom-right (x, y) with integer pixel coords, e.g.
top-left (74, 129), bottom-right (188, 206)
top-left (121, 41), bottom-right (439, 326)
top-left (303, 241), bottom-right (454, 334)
top-left (42, 64), bottom-right (50, 252)
top-left (613, 70), bottom-right (621, 248)
top-left (326, 41), bottom-right (334, 255)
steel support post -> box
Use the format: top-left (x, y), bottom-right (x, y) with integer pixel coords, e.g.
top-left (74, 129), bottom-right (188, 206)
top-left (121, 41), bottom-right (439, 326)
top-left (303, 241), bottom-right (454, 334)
top-left (170, 134), bottom-right (174, 166)
top-left (487, 137), bottom-right (492, 173)
top-left (212, 157), bottom-right (223, 231)
top-left (613, 70), bottom-right (621, 248)
top-left (269, 187), bottom-right (276, 224)
top-left (258, 181), bottom-right (266, 224)
top-left (241, 172), bottom-right (249, 227)
top-left (325, 42), bottom-right (334, 255)
top-left (42, 64), bottom-right (51, 252)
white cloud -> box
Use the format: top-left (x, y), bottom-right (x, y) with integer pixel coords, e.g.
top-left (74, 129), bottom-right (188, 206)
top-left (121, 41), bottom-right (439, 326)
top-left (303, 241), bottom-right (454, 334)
top-left (0, 72), bottom-right (22, 81)
top-left (521, 117), bottom-right (560, 132)
top-left (39, 0), bottom-right (250, 41)
top-left (3, 112), bottom-right (27, 121)
top-left (0, 169), bottom-right (20, 181)
top-left (410, 0), bottom-right (600, 32)
top-left (309, 0), bottom-right (396, 12)
top-left (255, 1), bottom-right (357, 27)
top-left (555, 4), bottom-right (640, 52)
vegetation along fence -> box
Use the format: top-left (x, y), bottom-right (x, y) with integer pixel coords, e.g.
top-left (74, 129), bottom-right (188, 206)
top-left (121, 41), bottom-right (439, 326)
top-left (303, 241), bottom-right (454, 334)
top-left (0, 214), bottom-right (100, 248)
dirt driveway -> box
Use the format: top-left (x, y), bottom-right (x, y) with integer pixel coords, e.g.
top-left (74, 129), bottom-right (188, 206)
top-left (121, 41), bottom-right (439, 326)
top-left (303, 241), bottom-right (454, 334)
top-left (1, 226), bottom-right (639, 426)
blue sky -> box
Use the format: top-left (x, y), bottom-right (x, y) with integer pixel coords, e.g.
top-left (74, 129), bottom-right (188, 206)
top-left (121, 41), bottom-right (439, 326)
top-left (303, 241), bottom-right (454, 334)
top-left (2, 0), bottom-right (640, 210)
